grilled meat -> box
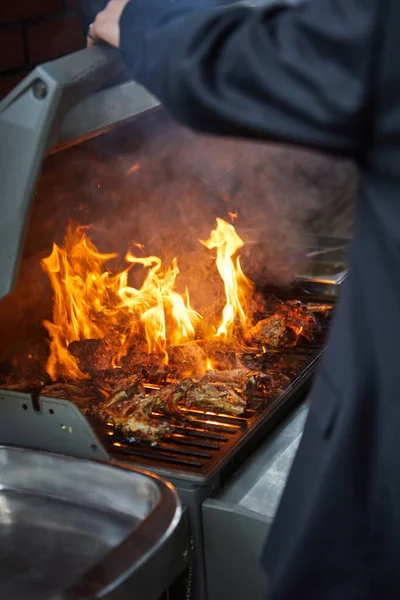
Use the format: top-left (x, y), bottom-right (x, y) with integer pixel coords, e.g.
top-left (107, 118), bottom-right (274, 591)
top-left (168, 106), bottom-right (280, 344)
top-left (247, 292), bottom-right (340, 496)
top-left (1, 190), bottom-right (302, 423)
top-left (246, 300), bottom-right (321, 347)
top-left (246, 314), bottom-right (288, 348)
top-left (120, 351), bottom-right (171, 384)
top-left (41, 382), bottom-right (100, 414)
top-left (202, 367), bottom-right (270, 395)
top-left (0, 375), bottom-right (48, 392)
top-left (183, 379), bottom-right (246, 415)
top-left (96, 381), bottom-right (189, 441)
top-left (101, 377), bottom-right (145, 408)
top-left (278, 300), bottom-right (319, 341)
top-left (94, 379), bottom-right (196, 441)
top-left (69, 335), bottom-right (121, 374)
top-left (169, 342), bottom-right (207, 376)
top-left (91, 369), bottom-right (144, 395)
top-left (104, 393), bottom-right (173, 441)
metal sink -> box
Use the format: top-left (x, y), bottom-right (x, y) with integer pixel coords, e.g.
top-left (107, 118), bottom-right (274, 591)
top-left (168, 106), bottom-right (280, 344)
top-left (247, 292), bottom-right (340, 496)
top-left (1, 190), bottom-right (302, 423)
top-left (0, 446), bottom-right (188, 600)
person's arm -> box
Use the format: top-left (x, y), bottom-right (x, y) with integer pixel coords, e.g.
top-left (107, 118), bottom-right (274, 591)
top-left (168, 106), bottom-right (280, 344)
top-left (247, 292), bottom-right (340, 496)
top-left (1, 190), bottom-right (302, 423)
top-left (93, 0), bottom-right (383, 158)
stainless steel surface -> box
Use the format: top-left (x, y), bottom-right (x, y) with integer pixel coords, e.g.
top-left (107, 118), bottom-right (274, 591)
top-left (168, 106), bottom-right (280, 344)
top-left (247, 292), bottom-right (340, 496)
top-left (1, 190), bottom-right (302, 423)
top-left (0, 391), bottom-right (109, 460)
top-left (211, 401), bottom-right (309, 518)
top-left (0, 445), bottom-right (187, 600)
top-left (0, 45), bottom-right (123, 301)
top-left (296, 235), bottom-right (350, 296)
top-left (203, 401), bottom-right (309, 600)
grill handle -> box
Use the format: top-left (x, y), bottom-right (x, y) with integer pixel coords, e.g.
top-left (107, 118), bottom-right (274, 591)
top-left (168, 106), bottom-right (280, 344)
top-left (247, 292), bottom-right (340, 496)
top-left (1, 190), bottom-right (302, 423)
top-left (0, 45), bottom-right (123, 301)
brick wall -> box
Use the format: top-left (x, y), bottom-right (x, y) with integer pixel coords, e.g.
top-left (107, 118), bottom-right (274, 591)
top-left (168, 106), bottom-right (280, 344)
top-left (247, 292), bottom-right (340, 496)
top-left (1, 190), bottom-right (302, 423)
top-left (0, 0), bottom-right (86, 99)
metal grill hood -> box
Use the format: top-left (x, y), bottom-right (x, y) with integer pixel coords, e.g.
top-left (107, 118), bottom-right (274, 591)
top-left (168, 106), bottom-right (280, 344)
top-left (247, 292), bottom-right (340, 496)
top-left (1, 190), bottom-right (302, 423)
top-left (0, 45), bottom-right (158, 301)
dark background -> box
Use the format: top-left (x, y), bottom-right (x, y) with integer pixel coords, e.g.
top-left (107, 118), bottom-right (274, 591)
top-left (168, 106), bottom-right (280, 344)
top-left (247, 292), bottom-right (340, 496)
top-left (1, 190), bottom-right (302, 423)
top-left (0, 0), bottom-right (86, 99)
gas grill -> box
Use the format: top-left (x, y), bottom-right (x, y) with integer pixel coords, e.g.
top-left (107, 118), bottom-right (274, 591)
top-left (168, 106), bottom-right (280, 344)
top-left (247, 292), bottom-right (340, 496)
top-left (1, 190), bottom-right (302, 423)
top-left (0, 45), bottom-right (352, 600)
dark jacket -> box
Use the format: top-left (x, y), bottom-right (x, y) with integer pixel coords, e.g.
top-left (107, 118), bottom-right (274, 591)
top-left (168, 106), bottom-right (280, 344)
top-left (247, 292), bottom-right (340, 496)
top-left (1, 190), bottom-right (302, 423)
top-left (98, 0), bottom-right (400, 597)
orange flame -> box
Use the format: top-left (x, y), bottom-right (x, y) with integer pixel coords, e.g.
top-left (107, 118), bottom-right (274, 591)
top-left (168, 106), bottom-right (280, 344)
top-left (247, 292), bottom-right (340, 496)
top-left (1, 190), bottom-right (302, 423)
top-left (118, 254), bottom-right (200, 362)
top-left (41, 226), bottom-right (119, 380)
top-left (126, 163), bottom-right (141, 175)
top-left (41, 218), bottom-right (253, 381)
top-left (200, 218), bottom-right (253, 338)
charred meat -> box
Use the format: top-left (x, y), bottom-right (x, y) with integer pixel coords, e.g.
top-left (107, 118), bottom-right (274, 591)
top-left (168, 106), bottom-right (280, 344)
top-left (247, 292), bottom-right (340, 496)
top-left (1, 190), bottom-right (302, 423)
top-left (246, 300), bottom-right (321, 348)
top-left (95, 386), bottom-right (171, 441)
top-left (246, 314), bottom-right (288, 348)
top-left (202, 367), bottom-right (270, 395)
top-left (169, 342), bottom-right (207, 376)
top-left (41, 382), bottom-right (100, 414)
top-left (183, 379), bottom-right (246, 416)
top-left (104, 393), bottom-right (173, 441)
top-left (69, 335), bottom-right (121, 374)
top-left (94, 379), bottom-right (195, 441)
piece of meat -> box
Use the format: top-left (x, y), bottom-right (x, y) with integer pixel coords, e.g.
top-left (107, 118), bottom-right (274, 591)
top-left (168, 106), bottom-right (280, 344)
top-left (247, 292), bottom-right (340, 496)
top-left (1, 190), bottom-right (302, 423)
top-left (95, 379), bottom-right (197, 441)
top-left (277, 300), bottom-right (320, 341)
top-left (246, 299), bottom-right (322, 348)
top-left (96, 384), bottom-right (175, 441)
top-left (0, 374), bottom-right (48, 392)
top-left (202, 367), bottom-right (270, 395)
top-left (169, 342), bottom-right (207, 376)
top-left (69, 335), bottom-right (122, 374)
top-left (105, 395), bottom-right (173, 441)
top-left (121, 351), bottom-right (171, 384)
top-left (41, 382), bottom-right (100, 414)
top-left (131, 379), bottom-right (195, 417)
top-left (101, 377), bottom-right (146, 409)
top-left (183, 380), bottom-right (246, 416)
top-left (246, 314), bottom-right (288, 348)
top-left (91, 369), bottom-right (146, 397)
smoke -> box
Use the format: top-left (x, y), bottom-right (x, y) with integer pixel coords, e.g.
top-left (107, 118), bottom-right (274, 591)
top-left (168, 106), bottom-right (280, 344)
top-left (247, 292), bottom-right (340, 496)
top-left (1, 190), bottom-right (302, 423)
top-left (0, 108), bottom-right (357, 362)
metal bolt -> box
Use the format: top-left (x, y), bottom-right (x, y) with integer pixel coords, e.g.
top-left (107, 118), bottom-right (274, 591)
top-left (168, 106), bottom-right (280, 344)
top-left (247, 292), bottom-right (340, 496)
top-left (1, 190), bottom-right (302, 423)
top-left (32, 79), bottom-right (48, 99)
top-left (183, 550), bottom-right (189, 562)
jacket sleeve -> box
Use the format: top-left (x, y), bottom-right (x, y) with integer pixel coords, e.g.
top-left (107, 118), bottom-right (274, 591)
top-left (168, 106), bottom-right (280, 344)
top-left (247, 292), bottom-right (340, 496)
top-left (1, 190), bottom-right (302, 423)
top-left (119, 0), bottom-right (381, 157)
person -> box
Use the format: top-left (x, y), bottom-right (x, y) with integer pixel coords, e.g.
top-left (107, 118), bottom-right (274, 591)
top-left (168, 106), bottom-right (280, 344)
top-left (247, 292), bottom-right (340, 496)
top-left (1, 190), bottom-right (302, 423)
top-left (85, 0), bottom-right (400, 597)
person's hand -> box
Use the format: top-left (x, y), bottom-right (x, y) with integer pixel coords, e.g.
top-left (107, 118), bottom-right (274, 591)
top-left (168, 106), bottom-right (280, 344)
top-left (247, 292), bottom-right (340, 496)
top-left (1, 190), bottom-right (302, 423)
top-left (87, 0), bottom-right (130, 48)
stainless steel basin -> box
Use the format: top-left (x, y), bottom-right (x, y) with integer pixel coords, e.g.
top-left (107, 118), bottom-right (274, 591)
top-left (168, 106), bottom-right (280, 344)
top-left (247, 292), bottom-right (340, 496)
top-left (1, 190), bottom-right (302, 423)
top-left (0, 446), bottom-right (188, 600)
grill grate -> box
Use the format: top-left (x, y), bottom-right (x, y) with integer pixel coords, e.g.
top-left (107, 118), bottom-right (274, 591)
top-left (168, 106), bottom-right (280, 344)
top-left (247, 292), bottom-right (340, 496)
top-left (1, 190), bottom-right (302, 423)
top-left (89, 294), bottom-right (332, 485)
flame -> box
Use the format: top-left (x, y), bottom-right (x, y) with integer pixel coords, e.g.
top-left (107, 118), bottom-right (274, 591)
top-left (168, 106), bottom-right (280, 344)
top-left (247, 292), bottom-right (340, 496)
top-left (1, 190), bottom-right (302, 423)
top-left (126, 163), bottom-right (141, 175)
top-left (287, 324), bottom-right (304, 347)
top-left (41, 218), bottom-right (253, 381)
top-left (205, 358), bottom-right (214, 371)
top-left (118, 254), bottom-right (200, 362)
top-left (41, 226), bottom-right (119, 380)
top-left (200, 218), bottom-right (253, 338)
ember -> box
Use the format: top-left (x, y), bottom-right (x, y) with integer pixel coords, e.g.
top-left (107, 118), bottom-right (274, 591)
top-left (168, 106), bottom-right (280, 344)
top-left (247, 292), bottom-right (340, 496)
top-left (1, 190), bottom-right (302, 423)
top-left (1, 217), bottom-right (333, 442)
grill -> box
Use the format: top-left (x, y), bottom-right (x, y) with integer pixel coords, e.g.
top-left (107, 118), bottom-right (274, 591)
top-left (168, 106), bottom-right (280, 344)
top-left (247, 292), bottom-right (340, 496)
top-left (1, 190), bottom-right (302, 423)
top-left (85, 289), bottom-right (331, 485)
top-left (0, 46), bottom-right (351, 600)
